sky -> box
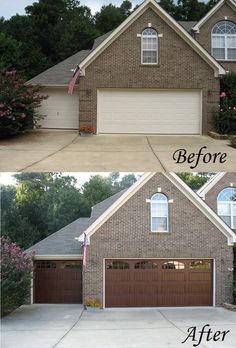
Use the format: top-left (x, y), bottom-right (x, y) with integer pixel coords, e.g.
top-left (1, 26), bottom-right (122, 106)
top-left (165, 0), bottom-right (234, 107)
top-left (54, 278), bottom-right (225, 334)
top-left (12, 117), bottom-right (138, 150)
top-left (0, 0), bottom-right (143, 19)
top-left (0, 172), bottom-right (142, 187)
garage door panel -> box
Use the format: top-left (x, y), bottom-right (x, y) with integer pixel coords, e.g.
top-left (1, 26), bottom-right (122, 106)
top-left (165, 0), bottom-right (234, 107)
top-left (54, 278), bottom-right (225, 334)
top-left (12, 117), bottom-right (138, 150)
top-left (98, 90), bottom-right (201, 134)
top-left (34, 260), bottom-right (82, 304)
top-left (39, 89), bottom-right (79, 129)
top-left (105, 259), bottom-right (212, 307)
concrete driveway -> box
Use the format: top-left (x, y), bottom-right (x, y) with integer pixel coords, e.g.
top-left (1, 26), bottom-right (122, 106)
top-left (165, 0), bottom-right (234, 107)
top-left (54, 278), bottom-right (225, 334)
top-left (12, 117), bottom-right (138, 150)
top-left (2, 305), bottom-right (236, 348)
top-left (0, 130), bottom-right (235, 171)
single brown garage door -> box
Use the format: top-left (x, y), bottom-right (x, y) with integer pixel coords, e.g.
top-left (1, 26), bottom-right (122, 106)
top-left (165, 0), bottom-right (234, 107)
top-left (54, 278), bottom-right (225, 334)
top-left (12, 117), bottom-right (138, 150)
top-left (34, 260), bottom-right (82, 303)
top-left (105, 259), bottom-right (213, 307)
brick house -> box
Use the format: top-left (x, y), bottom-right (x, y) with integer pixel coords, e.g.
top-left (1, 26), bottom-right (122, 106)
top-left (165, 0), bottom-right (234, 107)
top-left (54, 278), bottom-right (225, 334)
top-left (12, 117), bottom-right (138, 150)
top-left (28, 0), bottom-right (236, 134)
top-left (28, 172), bottom-right (236, 308)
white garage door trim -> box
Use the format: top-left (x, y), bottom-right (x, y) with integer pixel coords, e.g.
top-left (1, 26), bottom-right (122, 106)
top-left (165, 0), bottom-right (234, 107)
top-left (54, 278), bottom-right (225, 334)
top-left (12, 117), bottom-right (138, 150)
top-left (97, 89), bottom-right (202, 135)
top-left (102, 257), bottom-right (215, 309)
top-left (39, 87), bottom-right (79, 129)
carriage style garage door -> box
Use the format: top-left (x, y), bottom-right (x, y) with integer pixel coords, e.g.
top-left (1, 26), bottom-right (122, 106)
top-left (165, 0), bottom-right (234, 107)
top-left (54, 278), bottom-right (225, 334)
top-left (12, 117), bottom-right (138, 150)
top-left (39, 88), bottom-right (79, 129)
top-left (105, 259), bottom-right (213, 307)
top-left (97, 89), bottom-right (202, 134)
top-left (34, 260), bottom-right (82, 303)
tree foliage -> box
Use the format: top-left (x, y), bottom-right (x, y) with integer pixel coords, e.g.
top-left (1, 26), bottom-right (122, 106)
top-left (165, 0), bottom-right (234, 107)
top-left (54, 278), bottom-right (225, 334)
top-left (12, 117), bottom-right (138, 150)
top-left (1, 173), bottom-right (137, 249)
top-left (0, 71), bottom-right (47, 138)
top-left (177, 172), bottom-right (215, 190)
top-left (0, 0), bottom-right (217, 80)
top-left (1, 237), bottom-right (32, 316)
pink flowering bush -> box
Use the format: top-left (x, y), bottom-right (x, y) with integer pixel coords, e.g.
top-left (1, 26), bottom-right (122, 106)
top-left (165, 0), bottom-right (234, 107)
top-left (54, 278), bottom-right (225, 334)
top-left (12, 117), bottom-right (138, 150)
top-left (214, 72), bottom-right (236, 134)
top-left (0, 70), bottom-right (47, 138)
top-left (1, 236), bottom-right (33, 316)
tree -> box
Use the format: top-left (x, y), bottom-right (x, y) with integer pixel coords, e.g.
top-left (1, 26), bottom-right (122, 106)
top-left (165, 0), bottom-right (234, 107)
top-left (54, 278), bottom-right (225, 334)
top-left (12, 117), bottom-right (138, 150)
top-left (0, 70), bottom-right (47, 138)
top-left (1, 237), bottom-right (32, 316)
top-left (159, 0), bottom-right (177, 18)
top-left (0, 33), bottom-right (23, 72)
top-left (176, 0), bottom-right (208, 21)
top-left (177, 172), bottom-right (215, 190)
top-left (94, 1), bottom-right (132, 34)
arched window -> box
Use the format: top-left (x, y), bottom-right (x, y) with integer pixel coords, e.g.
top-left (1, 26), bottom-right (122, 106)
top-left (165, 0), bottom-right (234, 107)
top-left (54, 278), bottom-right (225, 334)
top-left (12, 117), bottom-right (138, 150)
top-left (162, 261), bottom-right (185, 270)
top-left (106, 261), bottom-right (129, 269)
top-left (151, 193), bottom-right (168, 232)
top-left (212, 21), bottom-right (236, 60)
top-left (217, 187), bottom-right (236, 228)
top-left (135, 261), bottom-right (158, 269)
top-left (141, 28), bottom-right (158, 64)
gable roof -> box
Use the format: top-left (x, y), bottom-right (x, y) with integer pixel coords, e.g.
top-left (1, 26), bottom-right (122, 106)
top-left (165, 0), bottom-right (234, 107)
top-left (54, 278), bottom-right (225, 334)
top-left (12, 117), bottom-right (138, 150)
top-left (79, 0), bottom-right (225, 77)
top-left (197, 173), bottom-right (226, 199)
top-left (78, 172), bottom-right (236, 246)
top-left (27, 189), bottom-right (127, 258)
top-left (192, 0), bottom-right (236, 32)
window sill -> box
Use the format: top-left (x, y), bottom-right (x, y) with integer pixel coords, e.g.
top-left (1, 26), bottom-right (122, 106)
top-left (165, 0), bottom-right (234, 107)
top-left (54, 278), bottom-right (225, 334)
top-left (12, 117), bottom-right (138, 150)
top-left (150, 231), bottom-right (170, 234)
top-left (140, 64), bottom-right (160, 68)
top-left (216, 60), bottom-right (236, 62)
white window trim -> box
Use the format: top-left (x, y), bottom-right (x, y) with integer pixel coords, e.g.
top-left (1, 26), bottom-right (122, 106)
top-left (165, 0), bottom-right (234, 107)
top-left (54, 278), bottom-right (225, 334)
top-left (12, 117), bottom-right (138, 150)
top-left (217, 200), bottom-right (236, 229)
top-left (211, 21), bottom-right (236, 61)
top-left (141, 29), bottom-right (158, 65)
top-left (150, 194), bottom-right (169, 233)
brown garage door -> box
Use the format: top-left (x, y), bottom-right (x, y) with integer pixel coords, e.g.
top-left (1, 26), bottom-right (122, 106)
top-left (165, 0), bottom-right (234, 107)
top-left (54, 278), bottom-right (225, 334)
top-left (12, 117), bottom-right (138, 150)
top-left (34, 260), bottom-right (82, 303)
top-left (105, 259), bottom-right (213, 307)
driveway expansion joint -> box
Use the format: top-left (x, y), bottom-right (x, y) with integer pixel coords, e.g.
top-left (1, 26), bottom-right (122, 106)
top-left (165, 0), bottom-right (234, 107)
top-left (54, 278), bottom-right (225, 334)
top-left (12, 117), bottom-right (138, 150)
top-left (51, 308), bottom-right (84, 348)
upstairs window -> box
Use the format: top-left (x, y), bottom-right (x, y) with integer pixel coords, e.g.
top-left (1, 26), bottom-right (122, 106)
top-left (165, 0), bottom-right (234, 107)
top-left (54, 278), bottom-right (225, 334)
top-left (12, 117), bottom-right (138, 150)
top-left (217, 187), bottom-right (236, 229)
top-left (151, 193), bottom-right (168, 232)
top-left (141, 28), bottom-right (158, 64)
top-left (212, 21), bottom-right (236, 60)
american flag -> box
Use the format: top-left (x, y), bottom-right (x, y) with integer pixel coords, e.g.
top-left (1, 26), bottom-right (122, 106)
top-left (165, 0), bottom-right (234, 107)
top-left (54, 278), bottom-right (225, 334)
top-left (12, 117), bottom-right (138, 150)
top-left (83, 233), bottom-right (87, 268)
top-left (68, 65), bottom-right (81, 95)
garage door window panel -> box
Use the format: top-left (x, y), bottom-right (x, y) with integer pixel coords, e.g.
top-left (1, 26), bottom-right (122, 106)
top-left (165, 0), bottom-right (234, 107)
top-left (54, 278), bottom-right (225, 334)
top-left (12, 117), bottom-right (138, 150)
top-left (106, 261), bottom-right (130, 269)
top-left (162, 261), bottom-right (185, 269)
top-left (135, 261), bottom-right (158, 269)
top-left (142, 28), bottom-right (158, 64)
top-left (151, 193), bottom-right (169, 232)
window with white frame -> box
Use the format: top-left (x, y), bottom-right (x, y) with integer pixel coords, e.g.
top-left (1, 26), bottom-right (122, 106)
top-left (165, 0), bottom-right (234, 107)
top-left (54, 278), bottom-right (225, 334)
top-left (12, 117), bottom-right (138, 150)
top-left (217, 187), bottom-right (236, 229)
top-left (150, 193), bottom-right (168, 232)
top-left (212, 21), bottom-right (236, 60)
top-left (141, 28), bottom-right (158, 64)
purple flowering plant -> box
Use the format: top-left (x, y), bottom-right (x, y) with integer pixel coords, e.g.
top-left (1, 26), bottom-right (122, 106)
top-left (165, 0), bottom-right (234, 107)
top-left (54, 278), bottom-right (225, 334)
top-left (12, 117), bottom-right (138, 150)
top-left (1, 236), bottom-right (33, 316)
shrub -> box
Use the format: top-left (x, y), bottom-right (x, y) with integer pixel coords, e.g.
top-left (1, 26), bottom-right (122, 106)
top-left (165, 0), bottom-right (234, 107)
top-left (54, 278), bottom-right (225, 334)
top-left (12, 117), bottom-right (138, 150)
top-left (79, 124), bottom-right (95, 134)
top-left (84, 298), bottom-right (101, 308)
top-left (1, 236), bottom-right (33, 316)
top-left (0, 70), bottom-right (47, 138)
top-left (214, 72), bottom-right (236, 135)
top-left (229, 136), bottom-right (236, 149)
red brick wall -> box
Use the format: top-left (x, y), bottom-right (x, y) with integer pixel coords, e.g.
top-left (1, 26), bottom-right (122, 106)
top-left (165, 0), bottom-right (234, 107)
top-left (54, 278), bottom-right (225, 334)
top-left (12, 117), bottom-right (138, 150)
top-left (79, 8), bottom-right (220, 134)
top-left (83, 173), bottom-right (234, 307)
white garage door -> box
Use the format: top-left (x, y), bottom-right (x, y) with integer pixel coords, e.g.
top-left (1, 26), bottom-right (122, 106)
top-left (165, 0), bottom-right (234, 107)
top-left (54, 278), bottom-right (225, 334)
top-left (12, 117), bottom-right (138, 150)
top-left (97, 89), bottom-right (202, 134)
top-left (39, 88), bottom-right (79, 129)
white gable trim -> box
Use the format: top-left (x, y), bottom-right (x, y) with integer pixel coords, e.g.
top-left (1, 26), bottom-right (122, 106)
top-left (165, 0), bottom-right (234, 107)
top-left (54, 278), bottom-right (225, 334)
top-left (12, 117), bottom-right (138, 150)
top-left (79, 0), bottom-right (225, 77)
top-left (197, 172), bottom-right (226, 199)
top-left (33, 255), bottom-right (83, 260)
top-left (79, 172), bottom-right (236, 246)
top-left (192, 0), bottom-right (236, 33)
top-left (166, 172), bottom-right (236, 246)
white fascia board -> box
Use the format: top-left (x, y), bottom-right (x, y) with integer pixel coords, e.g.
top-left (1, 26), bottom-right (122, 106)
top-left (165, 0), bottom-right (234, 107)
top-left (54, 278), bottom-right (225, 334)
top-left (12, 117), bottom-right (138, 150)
top-left (79, 0), bottom-right (225, 77)
top-left (197, 172), bottom-right (226, 199)
top-left (166, 172), bottom-right (236, 245)
top-left (33, 255), bottom-right (83, 260)
top-left (78, 172), bottom-right (155, 243)
top-left (192, 0), bottom-right (236, 32)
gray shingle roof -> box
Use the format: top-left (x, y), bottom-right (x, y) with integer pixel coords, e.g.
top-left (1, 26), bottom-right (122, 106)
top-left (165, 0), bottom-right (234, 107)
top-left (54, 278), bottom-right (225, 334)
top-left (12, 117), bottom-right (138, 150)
top-left (27, 189), bottom-right (127, 256)
top-left (27, 50), bottom-right (91, 86)
top-left (178, 21), bottom-right (197, 33)
top-left (92, 31), bottom-right (113, 49)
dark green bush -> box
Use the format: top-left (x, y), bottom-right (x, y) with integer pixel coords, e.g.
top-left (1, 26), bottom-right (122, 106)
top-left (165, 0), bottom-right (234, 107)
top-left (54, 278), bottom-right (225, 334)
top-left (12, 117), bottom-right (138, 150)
top-left (214, 72), bottom-right (236, 135)
top-left (0, 70), bottom-right (47, 138)
top-left (1, 236), bottom-right (32, 316)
